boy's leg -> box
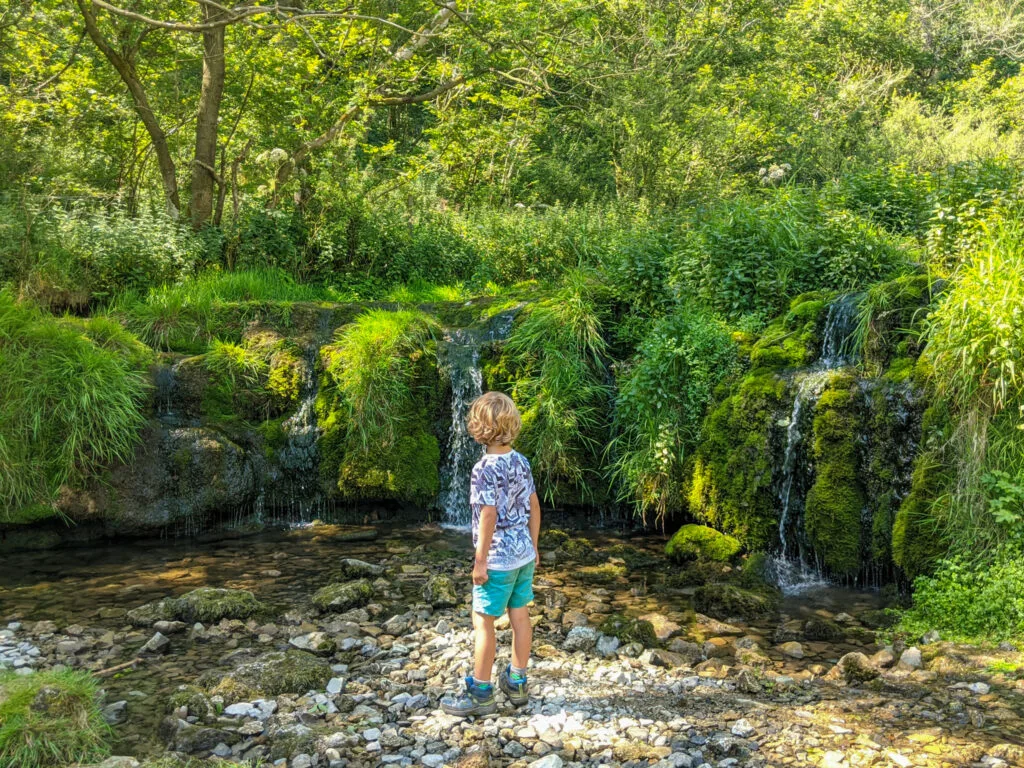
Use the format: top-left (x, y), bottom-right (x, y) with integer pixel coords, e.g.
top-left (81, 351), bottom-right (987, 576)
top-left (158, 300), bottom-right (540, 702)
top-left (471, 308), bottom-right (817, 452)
top-left (473, 611), bottom-right (496, 683)
top-left (507, 605), bottom-right (532, 670)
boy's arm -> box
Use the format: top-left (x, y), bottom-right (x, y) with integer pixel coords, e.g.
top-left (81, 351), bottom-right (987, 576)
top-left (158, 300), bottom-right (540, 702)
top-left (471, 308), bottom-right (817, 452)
top-left (529, 492), bottom-right (541, 566)
top-left (474, 505), bottom-right (497, 585)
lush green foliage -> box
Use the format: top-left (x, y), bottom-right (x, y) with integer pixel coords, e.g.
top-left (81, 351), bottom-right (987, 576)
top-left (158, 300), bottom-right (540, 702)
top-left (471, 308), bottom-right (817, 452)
top-left (0, 292), bottom-right (149, 521)
top-left (612, 310), bottom-right (738, 520)
top-left (500, 272), bottom-right (612, 505)
top-left (899, 545), bottom-right (1024, 642)
top-left (0, 670), bottom-right (111, 768)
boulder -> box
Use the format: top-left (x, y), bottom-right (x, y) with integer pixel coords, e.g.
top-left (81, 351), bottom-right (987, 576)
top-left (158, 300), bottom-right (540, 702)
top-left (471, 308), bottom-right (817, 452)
top-left (825, 652), bottom-right (880, 684)
top-left (126, 599), bottom-right (177, 628)
top-left (313, 579), bottom-right (373, 612)
top-left (803, 617), bottom-right (844, 642)
top-left (598, 614), bottom-right (658, 647)
top-left (693, 584), bottom-right (775, 621)
top-left (563, 626), bottom-right (599, 652)
top-left (289, 631), bottom-right (337, 655)
top-left (896, 647), bottom-right (923, 671)
top-left (170, 588), bottom-right (262, 623)
top-left (422, 574), bottom-right (459, 608)
top-left (209, 650), bottom-right (331, 702)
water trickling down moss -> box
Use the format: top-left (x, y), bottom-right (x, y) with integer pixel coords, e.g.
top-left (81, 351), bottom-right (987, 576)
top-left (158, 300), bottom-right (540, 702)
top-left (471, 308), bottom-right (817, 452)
top-left (804, 373), bottom-right (866, 577)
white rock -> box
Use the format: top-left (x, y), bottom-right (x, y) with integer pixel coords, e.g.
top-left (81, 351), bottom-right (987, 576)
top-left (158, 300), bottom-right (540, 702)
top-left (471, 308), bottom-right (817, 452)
top-left (327, 677), bottom-right (344, 695)
top-left (421, 756), bottom-right (444, 768)
top-left (363, 727), bottom-right (382, 741)
top-left (530, 756), bottom-right (564, 768)
top-left (969, 682), bottom-right (991, 695)
top-left (897, 647), bottom-right (922, 671)
top-left (731, 718), bottom-right (755, 737)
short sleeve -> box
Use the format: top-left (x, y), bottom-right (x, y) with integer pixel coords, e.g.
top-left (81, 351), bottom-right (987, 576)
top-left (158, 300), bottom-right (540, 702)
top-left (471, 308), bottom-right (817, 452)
top-left (523, 457), bottom-right (536, 498)
top-left (470, 463), bottom-right (497, 507)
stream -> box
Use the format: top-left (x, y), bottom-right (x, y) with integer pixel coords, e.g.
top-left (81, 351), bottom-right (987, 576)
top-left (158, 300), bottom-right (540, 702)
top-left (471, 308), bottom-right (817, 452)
top-left (2, 522), bottom-right (1022, 768)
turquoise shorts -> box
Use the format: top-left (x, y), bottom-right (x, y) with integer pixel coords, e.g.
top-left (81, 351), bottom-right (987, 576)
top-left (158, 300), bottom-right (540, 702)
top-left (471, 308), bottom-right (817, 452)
top-left (472, 561), bottom-right (536, 617)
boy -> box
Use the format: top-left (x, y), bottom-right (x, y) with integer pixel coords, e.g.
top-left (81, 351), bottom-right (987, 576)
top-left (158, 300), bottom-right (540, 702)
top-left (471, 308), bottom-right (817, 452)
top-left (441, 391), bottom-right (541, 717)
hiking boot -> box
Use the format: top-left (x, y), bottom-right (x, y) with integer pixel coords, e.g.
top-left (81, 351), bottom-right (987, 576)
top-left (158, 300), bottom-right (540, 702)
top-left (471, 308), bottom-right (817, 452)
top-left (499, 664), bottom-right (529, 707)
top-left (440, 677), bottom-right (497, 717)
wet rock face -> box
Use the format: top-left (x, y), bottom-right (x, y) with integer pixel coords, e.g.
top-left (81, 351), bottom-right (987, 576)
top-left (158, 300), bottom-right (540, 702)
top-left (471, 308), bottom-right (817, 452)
top-left (54, 422), bottom-right (264, 536)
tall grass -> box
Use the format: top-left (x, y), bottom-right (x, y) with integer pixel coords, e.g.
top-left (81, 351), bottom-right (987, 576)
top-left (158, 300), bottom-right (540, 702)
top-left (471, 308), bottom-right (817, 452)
top-left (112, 268), bottom-right (332, 351)
top-left (0, 670), bottom-right (111, 768)
top-left (0, 292), bottom-right (149, 522)
top-left (323, 309), bottom-right (439, 447)
top-left (503, 270), bottom-right (613, 504)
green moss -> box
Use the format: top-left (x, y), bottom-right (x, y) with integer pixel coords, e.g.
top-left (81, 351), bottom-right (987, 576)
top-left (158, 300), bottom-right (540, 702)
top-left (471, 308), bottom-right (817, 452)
top-left (665, 524), bottom-right (742, 563)
top-left (209, 650), bottom-right (331, 702)
top-left (804, 374), bottom-right (866, 577)
top-left (0, 670), bottom-right (111, 768)
top-left (892, 453), bottom-right (951, 580)
top-left (336, 426), bottom-right (440, 504)
top-left (538, 528), bottom-right (570, 549)
top-left (693, 583), bottom-right (776, 621)
top-left (577, 563), bottom-right (628, 584)
top-left (166, 687), bottom-right (215, 719)
top-left (688, 373), bottom-right (788, 549)
top-left (604, 543), bottom-right (663, 570)
top-left (599, 614), bottom-right (658, 647)
top-left (267, 344), bottom-right (306, 406)
top-left (312, 579), bottom-right (373, 612)
top-left (739, 552), bottom-right (771, 589)
top-left (856, 273), bottom-right (937, 373)
top-left (560, 536), bottom-right (597, 561)
top-left (170, 587), bottom-right (263, 623)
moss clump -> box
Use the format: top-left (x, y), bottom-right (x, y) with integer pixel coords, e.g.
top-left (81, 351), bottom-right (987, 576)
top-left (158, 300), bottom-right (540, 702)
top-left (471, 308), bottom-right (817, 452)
top-left (804, 375), bottom-right (866, 577)
top-left (336, 427), bottom-right (440, 504)
top-left (739, 552), bottom-right (771, 589)
top-left (892, 455), bottom-right (951, 580)
top-left (688, 373), bottom-right (788, 549)
top-left (538, 528), bottom-right (570, 549)
top-left (747, 293), bottom-right (827, 371)
top-left (0, 670), bottom-right (111, 768)
top-left (312, 579), bottom-right (373, 612)
top-left (693, 584), bottom-right (776, 621)
top-left (599, 614), bottom-right (658, 647)
top-left (560, 537), bottom-right (597, 562)
top-left (804, 616), bottom-right (845, 641)
top-left (665, 524), bottom-right (742, 563)
top-left (856, 273), bottom-right (937, 373)
top-left (126, 598), bottom-right (179, 627)
top-left (170, 587), bottom-right (263, 623)
top-left (166, 686), bottom-right (215, 720)
top-left (422, 574), bottom-right (459, 607)
top-left (577, 563), bottom-right (628, 584)
top-left (209, 650), bottom-right (331, 702)
top-left (267, 344), bottom-right (307, 407)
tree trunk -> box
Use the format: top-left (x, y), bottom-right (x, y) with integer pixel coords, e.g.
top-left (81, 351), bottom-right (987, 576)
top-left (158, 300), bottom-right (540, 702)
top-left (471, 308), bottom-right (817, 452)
top-left (75, 0), bottom-right (181, 219)
top-left (190, 3), bottom-right (226, 229)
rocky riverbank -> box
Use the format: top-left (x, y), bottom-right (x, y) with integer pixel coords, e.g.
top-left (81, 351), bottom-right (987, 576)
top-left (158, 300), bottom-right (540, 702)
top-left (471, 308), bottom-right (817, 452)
top-left (2, 524), bottom-right (1023, 768)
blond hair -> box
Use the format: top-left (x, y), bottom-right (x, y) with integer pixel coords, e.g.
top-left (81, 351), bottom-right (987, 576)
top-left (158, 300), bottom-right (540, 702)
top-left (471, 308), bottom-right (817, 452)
top-left (467, 391), bottom-right (522, 446)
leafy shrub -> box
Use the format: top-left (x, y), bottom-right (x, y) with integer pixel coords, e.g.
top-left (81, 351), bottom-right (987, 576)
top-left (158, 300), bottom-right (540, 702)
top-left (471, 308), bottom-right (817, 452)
top-left (612, 310), bottom-right (738, 520)
top-left (898, 545), bottom-right (1024, 642)
top-left (669, 189), bottom-right (910, 318)
top-left (0, 670), bottom-right (111, 768)
top-left (0, 292), bottom-right (149, 521)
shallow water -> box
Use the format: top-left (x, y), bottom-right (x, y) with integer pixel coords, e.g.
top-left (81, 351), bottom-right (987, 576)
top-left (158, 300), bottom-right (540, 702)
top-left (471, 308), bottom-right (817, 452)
top-left (0, 522), bottom-right (891, 757)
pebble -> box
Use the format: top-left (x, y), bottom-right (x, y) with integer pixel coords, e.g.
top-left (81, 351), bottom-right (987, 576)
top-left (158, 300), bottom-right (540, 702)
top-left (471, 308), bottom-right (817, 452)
top-left (730, 718), bottom-right (755, 737)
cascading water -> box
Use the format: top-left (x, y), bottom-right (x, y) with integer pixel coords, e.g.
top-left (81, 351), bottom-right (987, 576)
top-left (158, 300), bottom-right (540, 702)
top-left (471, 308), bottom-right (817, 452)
top-left (769, 294), bottom-right (862, 594)
top-left (437, 309), bottom-right (519, 527)
top-left (272, 308), bottom-right (335, 524)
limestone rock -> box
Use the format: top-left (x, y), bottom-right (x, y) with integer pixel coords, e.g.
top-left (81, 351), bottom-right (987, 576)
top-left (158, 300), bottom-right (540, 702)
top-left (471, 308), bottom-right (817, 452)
top-left (422, 574), bottom-right (459, 608)
top-left (313, 579), bottom-right (373, 612)
top-left (209, 650), bottom-right (331, 702)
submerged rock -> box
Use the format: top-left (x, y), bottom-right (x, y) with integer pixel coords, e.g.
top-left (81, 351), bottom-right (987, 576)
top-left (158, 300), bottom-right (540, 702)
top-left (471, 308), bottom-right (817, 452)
top-left (598, 614), bottom-right (658, 647)
top-left (338, 558), bottom-right (385, 578)
top-left (209, 650), bottom-right (331, 701)
top-left (693, 584), bottom-right (775, 621)
top-left (826, 652), bottom-right (880, 684)
top-left (313, 579), bottom-right (373, 612)
top-left (126, 598), bottom-right (178, 628)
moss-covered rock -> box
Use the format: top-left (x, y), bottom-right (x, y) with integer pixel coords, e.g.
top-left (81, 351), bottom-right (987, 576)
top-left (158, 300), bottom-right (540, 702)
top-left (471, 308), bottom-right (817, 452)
top-left (599, 614), bottom-right (658, 647)
top-left (577, 563), bottom-right (628, 584)
top-left (312, 579), bottom-right (373, 612)
top-left (665, 524), bottom-right (742, 563)
top-left (170, 588), bottom-right (263, 623)
top-left (693, 584), bottom-right (776, 621)
top-left (804, 373), bottom-right (866, 577)
top-left (892, 456), bottom-right (950, 580)
top-left (422, 574), bottom-right (459, 607)
top-left (688, 373), bottom-right (788, 549)
top-left (166, 686), bottom-right (215, 720)
top-left (560, 537), bottom-right (597, 562)
top-left (804, 616), bottom-right (845, 642)
top-left (209, 650), bottom-right (331, 702)
top-left (538, 528), bottom-right (570, 549)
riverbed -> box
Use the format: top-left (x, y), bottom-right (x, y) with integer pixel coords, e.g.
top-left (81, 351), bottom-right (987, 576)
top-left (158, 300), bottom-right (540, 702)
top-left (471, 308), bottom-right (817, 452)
top-left (1, 523), bottom-right (1022, 767)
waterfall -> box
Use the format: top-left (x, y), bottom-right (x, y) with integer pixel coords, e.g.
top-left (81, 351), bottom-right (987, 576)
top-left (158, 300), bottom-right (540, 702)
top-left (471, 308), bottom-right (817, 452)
top-left (275, 309), bottom-right (334, 524)
top-left (437, 309), bottom-right (519, 527)
top-left (770, 372), bottom-right (831, 594)
top-left (769, 294), bottom-right (862, 594)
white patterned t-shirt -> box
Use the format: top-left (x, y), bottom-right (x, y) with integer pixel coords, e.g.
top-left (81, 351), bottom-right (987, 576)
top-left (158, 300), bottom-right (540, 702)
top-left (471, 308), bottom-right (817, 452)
top-left (470, 449), bottom-right (537, 570)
